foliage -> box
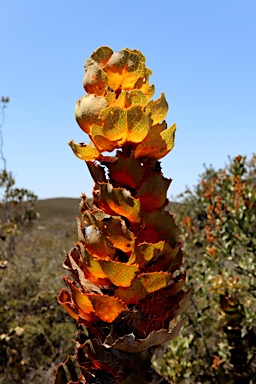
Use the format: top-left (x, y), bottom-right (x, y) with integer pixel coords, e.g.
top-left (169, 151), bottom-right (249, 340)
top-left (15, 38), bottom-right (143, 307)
top-left (0, 169), bottom-right (38, 261)
top-left (0, 97), bottom-right (38, 263)
top-left (0, 97), bottom-right (75, 383)
top-left (156, 155), bottom-right (256, 383)
top-left (0, 198), bottom-right (78, 383)
top-left (54, 47), bottom-right (189, 384)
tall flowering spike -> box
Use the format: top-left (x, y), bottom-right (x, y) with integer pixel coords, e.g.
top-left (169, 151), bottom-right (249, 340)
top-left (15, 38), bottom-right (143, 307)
top-left (54, 47), bottom-right (189, 384)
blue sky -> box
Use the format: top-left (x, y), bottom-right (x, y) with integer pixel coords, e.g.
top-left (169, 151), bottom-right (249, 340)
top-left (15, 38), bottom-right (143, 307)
top-left (1, 0), bottom-right (255, 200)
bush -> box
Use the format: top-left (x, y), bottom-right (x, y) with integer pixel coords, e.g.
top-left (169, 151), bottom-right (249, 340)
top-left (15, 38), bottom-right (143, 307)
top-left (156, 154), bottom-right (256, 383)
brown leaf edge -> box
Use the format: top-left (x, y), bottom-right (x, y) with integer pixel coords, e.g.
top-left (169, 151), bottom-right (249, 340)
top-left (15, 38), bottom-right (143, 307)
top-left (103, 316), bottom-right (188, 353)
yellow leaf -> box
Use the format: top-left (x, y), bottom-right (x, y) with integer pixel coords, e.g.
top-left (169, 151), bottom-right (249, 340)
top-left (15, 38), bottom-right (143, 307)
top-left (114, 272), bottom-right (172, 304)
top-left (83, 64), bottom-right (108, 96)
top-left (100, 106), bottom-right (151, 145)
top-left (86, 46), bottom-right (114, 68)
top-left (134, 68), bottom-right (155, 99)
top-left (91, 125), bottom-right (118, 152)
top-left (105, 90), bottom-right (147, 109)
top-left (69, 140), bottom-right (101, 161)
top-left (75, 94), bottom-right (108, 134)
top-left (134, 122), bottom-right (176, 160)
top-left (146, 93), bottom-right (168, 125)
top-left (104, 48), bottom-right (146, 91)
top-left (105, 90), bottom-right (129, 109)
top-left (130, 241), bottom-right (165, 268)
top-left (98, 260), bottom-right (139, 287)
top-left (129, 90), bottom-right (148, 107)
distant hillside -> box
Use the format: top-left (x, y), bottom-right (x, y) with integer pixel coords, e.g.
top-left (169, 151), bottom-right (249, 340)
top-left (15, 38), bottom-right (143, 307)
top-left (35, 198), bottom-right (81, 222)
top-left (34, 197), bottom-right (180, 223)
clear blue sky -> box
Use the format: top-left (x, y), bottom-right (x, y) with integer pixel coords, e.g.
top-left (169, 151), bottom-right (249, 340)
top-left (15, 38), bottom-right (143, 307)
top-left (1, 0), bottom-right (255, 200)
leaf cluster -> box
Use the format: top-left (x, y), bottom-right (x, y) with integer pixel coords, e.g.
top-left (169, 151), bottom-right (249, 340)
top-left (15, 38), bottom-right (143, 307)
top-left (0, 170), bottom-right (38, 261)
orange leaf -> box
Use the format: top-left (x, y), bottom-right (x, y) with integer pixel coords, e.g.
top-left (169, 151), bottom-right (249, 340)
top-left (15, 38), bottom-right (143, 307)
top-left (134, 122), bottom-right (176, 160)
top-left (64, 277), bottom-right (129, 323)
top-left (64, 279), bottom-right (96, 322)
top-left (104, 48), bottom-right (147, 91)
top-left (107, 157), bottom-right (143, 189)
top-left (77, 244), bottom-right (110, 286)
top-left (81, 210), bottom-right (135, 254)
top-left (98, 216), bottom-right (135, 253)
top-left (137, 211), bottom-right (180, 247)
top-left (114, 272), bottom-right (172, 304)
top-left (93, 183), bottom-right (141, 223)
top-left (83, 64), bottom-right (108, 96)
top-left (135, 174), bottom-right (171, 212)
top-left (77, 218), bottom-right (115, 259)
top-left (89, 295), bottom-right (129, 322)
top-left (58, 288), bottom-right (79, 321)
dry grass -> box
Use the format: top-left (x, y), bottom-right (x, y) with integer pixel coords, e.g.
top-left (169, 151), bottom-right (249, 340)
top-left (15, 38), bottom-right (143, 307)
top-left (0, 198), bottom-right (82, 384)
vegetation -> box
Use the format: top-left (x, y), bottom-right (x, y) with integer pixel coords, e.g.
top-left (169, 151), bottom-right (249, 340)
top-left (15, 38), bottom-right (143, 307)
top-left (155, 154), bottom-right (256, 383)
top-left (0, 198), bottom-right (79, 383)
top-left (0, 97), bottom-right (37, 264)
top-left (1, 56), bottom-right (255, 384)
top-left (0, 98), bottom-right (76, 383)
top-left (1, 165), bottom-right (255, 383)
top-left (54, 46), bottom-right (189, 384)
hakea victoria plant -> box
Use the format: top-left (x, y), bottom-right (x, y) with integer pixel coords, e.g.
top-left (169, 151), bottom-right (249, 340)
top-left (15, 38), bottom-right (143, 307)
top-left (54, 47), bottom-right (190, 384)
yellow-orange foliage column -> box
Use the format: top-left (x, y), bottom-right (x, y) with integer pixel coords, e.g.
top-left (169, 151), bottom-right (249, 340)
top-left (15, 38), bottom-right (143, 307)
top-left (54, 47), bottom-right (190, 384)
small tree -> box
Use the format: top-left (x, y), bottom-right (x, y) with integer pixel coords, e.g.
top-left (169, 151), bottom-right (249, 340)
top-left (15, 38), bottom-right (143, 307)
top-left (0, 97), bottom-right (37, 264)
top-left (54, 47), bottom-right (190, 384)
